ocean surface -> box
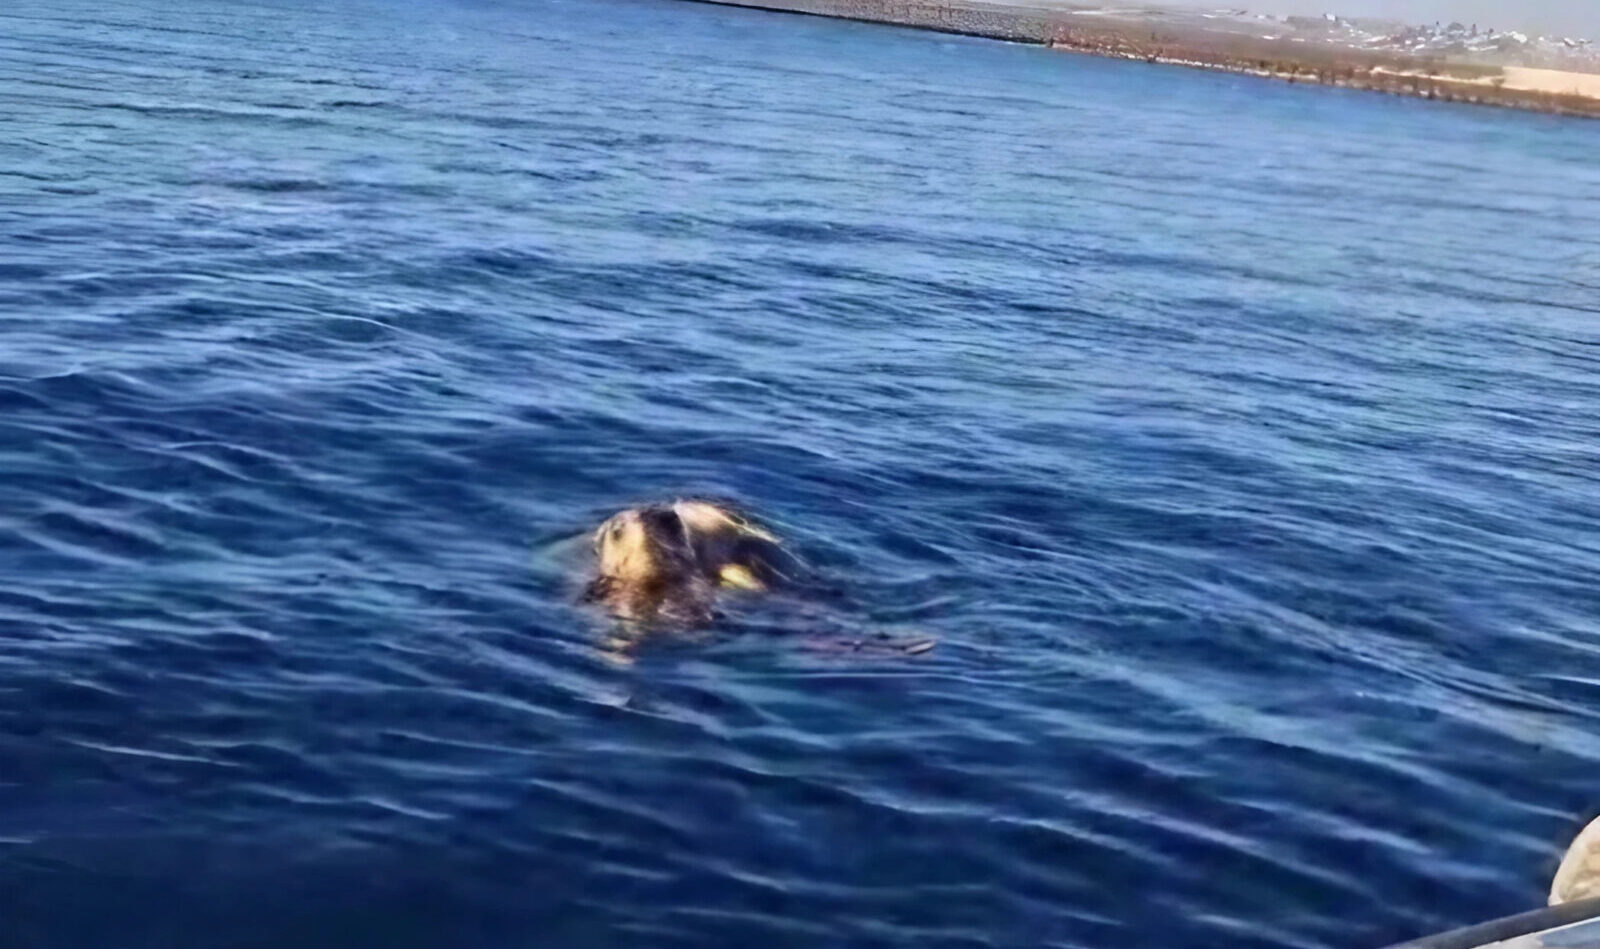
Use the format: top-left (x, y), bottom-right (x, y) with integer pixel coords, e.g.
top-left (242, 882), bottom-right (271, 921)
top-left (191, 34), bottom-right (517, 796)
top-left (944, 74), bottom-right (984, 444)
top-left (4, 0), bottom-right (1600, 946)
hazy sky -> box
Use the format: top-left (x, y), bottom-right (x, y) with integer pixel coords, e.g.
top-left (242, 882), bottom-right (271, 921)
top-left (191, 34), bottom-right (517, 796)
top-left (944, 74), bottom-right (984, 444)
top-left (1167, 0), bottom-right (1598, 37)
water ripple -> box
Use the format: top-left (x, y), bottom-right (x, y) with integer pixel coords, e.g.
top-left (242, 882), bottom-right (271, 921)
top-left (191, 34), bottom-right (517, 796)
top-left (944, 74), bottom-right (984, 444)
top-left (2, 0), bottom-right (1600, 947)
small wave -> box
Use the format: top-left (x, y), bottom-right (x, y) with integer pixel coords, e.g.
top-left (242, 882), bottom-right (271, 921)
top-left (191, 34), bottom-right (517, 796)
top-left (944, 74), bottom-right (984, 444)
top-left (2, 1), bottom-right (1596, 946)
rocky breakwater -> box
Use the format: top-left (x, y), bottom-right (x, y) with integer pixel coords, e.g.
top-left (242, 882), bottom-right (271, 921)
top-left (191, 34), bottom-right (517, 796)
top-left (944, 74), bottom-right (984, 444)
top-left (694, 0), bottom-right (1058, 43)
top-left (686, 0), bottom-right (1600, 118)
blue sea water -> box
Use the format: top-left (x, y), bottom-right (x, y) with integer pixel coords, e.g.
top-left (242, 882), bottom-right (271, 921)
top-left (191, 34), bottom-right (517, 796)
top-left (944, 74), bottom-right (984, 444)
top-left (4, 0), bottom-right (1600, 946)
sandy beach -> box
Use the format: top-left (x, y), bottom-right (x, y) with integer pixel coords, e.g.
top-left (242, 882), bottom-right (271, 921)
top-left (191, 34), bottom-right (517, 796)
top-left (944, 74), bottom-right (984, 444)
top-left (1502, 66), bottom-right (1600, 98)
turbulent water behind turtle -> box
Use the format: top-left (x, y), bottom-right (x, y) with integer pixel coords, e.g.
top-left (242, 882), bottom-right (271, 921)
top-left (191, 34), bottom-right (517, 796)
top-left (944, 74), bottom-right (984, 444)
top-left (3, 0), bottom-right (1600, 947)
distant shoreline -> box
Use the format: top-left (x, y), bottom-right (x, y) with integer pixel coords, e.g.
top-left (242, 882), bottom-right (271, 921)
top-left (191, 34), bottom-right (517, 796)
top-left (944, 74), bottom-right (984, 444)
top-left (682, 0), bottom-right (1600, 119)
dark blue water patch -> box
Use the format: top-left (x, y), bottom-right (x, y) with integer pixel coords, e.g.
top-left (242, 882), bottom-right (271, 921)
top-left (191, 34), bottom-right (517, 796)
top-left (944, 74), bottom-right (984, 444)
top-left (4, 0), bottom-right (1600, 946)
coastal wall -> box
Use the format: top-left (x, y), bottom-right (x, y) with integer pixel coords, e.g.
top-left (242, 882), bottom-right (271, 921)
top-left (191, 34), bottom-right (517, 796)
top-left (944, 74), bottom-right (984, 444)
top-left (690, 0), bottom-right (1060, 42)
top-left (685, 0), bottom-right (1600, 118)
